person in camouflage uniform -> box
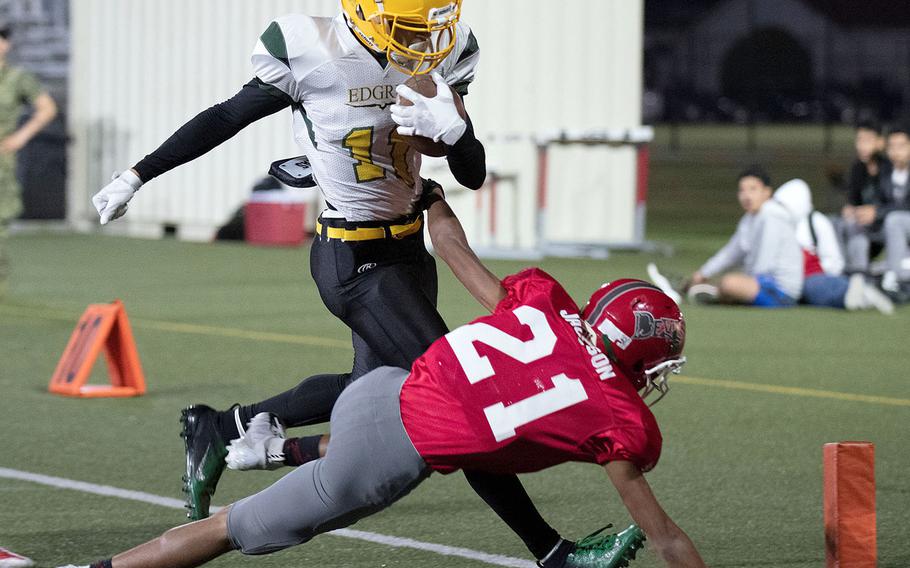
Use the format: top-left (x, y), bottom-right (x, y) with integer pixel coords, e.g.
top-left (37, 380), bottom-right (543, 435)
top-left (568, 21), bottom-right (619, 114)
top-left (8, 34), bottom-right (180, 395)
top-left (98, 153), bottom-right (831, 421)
top-left (0, 26), bottom-right (57, 297)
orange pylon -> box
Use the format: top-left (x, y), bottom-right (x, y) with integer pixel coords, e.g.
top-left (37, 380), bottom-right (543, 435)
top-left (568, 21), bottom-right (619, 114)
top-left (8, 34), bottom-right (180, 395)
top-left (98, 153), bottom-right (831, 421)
top-left (824, 441), bottom-right (876, 567)
top-left (48, 300), bottom-right (147, 398)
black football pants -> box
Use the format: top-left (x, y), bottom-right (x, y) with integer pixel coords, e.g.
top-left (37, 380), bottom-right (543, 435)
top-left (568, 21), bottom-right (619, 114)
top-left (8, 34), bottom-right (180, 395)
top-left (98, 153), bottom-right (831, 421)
top-left (239, 226), bottom-right (445, 426)
top-left (237, 222), bottom-right (560, 560)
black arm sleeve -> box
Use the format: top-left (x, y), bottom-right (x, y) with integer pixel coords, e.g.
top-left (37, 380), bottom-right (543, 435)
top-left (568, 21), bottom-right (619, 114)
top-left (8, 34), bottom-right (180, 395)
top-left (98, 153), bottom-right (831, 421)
top-left (133, 78), bottom-right (292, 182)
top-left (446, 115), bottom-right (487, 190)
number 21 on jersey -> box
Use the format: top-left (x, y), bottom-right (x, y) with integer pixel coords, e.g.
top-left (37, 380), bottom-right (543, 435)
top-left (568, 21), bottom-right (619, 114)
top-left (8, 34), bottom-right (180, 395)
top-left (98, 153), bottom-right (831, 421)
top-left (446, 306), bottom-right (588, 442)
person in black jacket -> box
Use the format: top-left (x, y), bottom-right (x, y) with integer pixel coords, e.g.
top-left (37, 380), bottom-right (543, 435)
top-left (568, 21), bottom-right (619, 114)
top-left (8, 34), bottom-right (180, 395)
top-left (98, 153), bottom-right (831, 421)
top-left (842, 121), bottom-right (890, 274)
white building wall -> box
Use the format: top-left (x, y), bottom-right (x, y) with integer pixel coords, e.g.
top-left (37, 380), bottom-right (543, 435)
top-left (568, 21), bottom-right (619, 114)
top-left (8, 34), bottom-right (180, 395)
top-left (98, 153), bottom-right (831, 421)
top-left (69, 0), bottom-right (644, 248)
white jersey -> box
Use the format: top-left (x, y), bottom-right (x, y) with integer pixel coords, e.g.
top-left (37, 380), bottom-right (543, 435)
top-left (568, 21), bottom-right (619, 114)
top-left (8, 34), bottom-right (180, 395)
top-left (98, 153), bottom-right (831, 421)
top-left (252, 13), bottom-right (479, 221)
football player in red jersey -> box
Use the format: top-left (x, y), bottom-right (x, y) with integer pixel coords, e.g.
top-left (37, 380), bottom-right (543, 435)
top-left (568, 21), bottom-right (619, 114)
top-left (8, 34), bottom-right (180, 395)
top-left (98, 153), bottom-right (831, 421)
top-left (60, 196), bottom-right (705, 568)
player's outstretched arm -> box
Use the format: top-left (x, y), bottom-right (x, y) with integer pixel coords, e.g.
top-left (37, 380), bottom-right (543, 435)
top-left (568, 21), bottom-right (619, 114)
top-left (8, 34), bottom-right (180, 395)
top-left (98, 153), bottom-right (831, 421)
top-left (425, 189), bottom-right (505, 312)
top-left (604, 461), bottom-right (707, 567)
top-left (91, 79), bottom-right (291, 225)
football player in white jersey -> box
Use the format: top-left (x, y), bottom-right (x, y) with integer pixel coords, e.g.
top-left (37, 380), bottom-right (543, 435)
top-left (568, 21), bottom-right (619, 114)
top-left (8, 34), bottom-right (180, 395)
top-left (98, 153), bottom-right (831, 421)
top-left (90, 1), bottom-right (592, 566)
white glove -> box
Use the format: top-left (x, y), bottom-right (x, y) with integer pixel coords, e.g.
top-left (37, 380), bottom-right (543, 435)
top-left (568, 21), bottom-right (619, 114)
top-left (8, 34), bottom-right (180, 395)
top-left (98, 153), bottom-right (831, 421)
top-left (92, 169), bottom-right (143, 225)
top-left (225, 412), bottom-right (287, 471)
top-left (391, 73), bottom-right (467, 146)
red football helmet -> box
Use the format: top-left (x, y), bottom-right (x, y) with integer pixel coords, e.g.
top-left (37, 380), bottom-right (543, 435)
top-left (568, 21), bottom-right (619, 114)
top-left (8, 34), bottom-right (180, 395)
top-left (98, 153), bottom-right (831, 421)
top-left (581, 279), bottom-right (686, 405)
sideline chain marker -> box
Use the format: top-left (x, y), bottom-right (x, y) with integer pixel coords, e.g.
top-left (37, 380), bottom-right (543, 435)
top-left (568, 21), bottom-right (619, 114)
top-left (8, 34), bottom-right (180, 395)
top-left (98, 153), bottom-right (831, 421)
top-left (48, 300), bottom-right (146, 398)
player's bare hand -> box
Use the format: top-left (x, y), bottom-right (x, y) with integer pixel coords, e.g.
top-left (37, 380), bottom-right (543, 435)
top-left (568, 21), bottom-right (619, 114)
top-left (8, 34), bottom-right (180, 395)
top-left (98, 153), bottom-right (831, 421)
top-left (92, 170), bottom-right (144, 225)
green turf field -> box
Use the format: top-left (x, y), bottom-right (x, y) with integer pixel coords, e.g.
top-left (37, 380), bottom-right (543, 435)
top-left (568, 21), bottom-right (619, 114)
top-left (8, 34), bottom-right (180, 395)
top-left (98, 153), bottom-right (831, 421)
top-left (1, 124), bottom-right (907, 567)
top-left (1, 229), bottom-right (907, 567)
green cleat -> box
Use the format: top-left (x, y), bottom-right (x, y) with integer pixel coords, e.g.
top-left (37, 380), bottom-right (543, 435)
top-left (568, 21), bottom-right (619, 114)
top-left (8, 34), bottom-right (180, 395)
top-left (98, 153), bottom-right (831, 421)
top-left (565, 524), bottom-right (646, 568)
top-left (180, 405), bottom-right (229, 520)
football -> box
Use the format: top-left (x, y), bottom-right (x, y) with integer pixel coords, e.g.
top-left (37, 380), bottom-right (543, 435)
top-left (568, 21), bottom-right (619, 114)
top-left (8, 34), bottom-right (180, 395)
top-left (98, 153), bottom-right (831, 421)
top-left (397, 74), bottom-right (467, 157)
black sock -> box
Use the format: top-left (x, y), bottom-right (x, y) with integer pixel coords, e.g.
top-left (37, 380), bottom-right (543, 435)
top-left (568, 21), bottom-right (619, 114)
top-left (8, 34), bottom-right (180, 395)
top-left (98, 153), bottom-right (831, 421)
top-left (537, 539), bottom-right (575, 567)
top-left (235, 373), bottom-right (353, 431)
top-left (283, 436), bottom-right (323, 466)
top-left (463, 470), bottom-right (561, 559)
top-left (215, 404), bottom-right (242, 443)
top-left (91, 559), bottom-right (113, 568)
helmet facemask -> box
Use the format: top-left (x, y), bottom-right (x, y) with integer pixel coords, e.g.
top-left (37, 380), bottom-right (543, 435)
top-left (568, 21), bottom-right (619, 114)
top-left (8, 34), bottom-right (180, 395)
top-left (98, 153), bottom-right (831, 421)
top-left (640, 357), bottom-right (686, 406)
top-left (381, 14), bottom-right (457, 74)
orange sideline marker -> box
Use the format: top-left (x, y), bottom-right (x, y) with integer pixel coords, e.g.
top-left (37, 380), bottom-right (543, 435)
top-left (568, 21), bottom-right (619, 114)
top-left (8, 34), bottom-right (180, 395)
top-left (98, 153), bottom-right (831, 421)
top-left (48, 300), bottom-right (147, 398)
top-left (824, 441), bottom-right (876, 568)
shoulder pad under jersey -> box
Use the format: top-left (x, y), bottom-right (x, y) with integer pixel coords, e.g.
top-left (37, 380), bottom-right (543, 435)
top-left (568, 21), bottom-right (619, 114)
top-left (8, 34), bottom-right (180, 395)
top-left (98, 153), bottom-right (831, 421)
top-left (440, 21), bottom-right (479, 96)
top-left (252, 14), bottom-right (350, 102)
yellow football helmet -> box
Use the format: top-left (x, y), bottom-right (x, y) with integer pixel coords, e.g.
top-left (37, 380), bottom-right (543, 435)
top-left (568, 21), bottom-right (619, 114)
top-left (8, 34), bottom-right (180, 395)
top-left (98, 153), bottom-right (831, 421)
top-left (341, 0), bottom-right (462, 75)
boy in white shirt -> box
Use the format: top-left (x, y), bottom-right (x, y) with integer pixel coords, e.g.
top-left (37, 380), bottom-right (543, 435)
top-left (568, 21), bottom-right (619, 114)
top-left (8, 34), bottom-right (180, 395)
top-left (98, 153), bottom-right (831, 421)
top-left (688, 167), bottom-right (803, 307)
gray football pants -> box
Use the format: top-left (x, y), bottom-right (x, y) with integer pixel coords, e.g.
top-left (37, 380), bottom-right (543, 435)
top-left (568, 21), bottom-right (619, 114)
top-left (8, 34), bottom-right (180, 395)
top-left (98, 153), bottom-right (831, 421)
top-left (884, 210), bottom-right (910, 279)
top-left (227, 367), bottom-right (431, 555)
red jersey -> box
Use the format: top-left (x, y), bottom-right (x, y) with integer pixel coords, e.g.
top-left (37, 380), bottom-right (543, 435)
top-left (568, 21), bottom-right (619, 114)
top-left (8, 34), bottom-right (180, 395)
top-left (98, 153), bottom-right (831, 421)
top-left (399, 268), bottom-right (662, 475)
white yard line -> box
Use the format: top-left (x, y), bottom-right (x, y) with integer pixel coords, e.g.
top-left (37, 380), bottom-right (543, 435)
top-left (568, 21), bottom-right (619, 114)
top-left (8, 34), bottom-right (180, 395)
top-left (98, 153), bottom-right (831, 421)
top-left (0, 467), bottom-right (534, 568)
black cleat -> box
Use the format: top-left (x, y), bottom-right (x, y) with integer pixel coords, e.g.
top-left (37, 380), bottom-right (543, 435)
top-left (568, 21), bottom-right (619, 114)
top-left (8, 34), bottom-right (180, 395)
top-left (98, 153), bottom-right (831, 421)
top-left (180, 405), bottom-right (228, 520)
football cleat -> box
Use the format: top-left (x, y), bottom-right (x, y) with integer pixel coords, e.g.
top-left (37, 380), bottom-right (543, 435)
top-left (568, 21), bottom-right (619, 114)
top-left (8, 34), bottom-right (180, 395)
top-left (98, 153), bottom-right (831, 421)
top-left (564, 525), bottom-right (646, 568)
top-left (0, 547), bottom-right (34, 568)
top-left (180, 405), bottom-right (228, 520)
top-left (226, 412), bottom-right (287, 471)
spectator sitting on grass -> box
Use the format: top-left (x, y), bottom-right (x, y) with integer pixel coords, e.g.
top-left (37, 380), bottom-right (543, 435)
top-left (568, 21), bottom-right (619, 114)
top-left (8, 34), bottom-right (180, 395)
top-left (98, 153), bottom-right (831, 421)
top-left (878, 126), bottom-right (910, 301)
top-left (842, 121), bottom-right (890, 274)
top-left (774, 179), bottom-right (893, 314)
top-left (687, 166), bottom-right (803, 307)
